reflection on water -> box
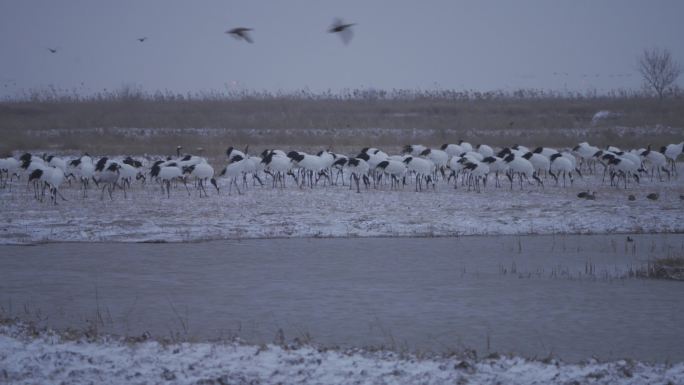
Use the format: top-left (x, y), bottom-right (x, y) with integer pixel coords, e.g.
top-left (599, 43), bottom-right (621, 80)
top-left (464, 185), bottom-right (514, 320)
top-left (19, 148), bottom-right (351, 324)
top-left (0, 233), bottom-right (683, 362)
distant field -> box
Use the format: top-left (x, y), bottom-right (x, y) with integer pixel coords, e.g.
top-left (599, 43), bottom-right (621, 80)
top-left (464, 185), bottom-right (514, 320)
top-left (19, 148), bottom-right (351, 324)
top-left (1, 91), bottom-right (683, 156)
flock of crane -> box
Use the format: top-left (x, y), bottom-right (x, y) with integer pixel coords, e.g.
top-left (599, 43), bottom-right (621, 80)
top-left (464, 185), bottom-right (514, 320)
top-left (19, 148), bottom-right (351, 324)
top-left (0, 140), bottom-right (682, 205)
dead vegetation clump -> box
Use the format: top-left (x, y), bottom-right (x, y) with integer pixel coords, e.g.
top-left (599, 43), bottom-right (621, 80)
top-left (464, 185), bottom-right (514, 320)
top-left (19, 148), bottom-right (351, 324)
top-left (631, 257), bottom-right (684, 281)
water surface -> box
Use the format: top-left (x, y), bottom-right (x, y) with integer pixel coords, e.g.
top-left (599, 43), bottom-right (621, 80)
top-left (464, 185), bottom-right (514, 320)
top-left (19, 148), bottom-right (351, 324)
top-left (1, 234), bottom-right (683, 362)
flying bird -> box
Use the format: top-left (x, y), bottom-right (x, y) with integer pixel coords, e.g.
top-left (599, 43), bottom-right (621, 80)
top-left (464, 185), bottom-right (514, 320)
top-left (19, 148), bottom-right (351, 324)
top-left (328, 18), bottom-right (355, 45)
top-left (47, 48), bottom-right (57, 53)
top-left (226, 27), bottom-right (253, 43)
top-left (137, 37), bottom-right (148, 42)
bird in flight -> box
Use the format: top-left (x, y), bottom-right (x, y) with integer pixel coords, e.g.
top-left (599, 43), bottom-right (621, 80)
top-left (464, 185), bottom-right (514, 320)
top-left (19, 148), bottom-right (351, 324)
top-left (137, 37), bottom-right (148, 42)
top-left (328, 18), bottom-right (355, 45)
top-left (226, 27), bottom-right (253, 43)
top-left (47, 48), bottom-right (57, 53)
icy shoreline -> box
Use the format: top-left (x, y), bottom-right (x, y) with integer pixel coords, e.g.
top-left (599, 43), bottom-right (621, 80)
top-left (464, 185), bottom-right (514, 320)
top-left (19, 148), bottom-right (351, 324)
top-left (1, 171), bottom-right (683, 245)
top-left (1, 321), bottom-right (682, 385)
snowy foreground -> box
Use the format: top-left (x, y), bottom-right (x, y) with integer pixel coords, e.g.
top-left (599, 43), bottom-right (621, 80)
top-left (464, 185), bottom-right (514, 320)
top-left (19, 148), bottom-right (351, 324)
top-left (2, 322), bottom-right (683, 385)
top-left (1, 169), bottom-right (683, 244)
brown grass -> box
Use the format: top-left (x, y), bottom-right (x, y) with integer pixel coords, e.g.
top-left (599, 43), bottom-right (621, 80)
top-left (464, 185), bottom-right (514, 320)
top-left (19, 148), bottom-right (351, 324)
top-left (1, 88), bottom-right (683, 156)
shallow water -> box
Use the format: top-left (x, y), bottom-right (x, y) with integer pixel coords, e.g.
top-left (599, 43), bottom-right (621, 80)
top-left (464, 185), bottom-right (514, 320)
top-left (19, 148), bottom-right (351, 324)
top-left (1, 234), bottom-right (683, 362)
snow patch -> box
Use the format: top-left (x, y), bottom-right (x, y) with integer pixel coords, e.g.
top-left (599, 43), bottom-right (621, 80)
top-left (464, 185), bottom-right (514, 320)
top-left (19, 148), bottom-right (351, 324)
top-left (1, 322), bottom-right (682, 385)
top-left (592, 110), bottom-right (623, 125)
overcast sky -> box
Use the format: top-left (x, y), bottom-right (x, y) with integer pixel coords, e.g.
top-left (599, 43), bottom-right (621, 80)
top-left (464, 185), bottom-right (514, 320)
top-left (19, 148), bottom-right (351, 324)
top-left (1, 0), bottom-right (683, 98)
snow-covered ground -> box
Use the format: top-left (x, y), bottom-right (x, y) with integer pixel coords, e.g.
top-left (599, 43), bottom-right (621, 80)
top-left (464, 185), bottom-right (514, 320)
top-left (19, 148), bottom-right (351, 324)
top-left (1, 321), bottom-right (683, 385)
top-left (1, 166), bottom-right (683, 244)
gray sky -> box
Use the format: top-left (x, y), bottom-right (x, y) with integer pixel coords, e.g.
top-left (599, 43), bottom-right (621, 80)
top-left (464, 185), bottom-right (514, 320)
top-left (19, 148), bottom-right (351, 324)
top-left (1, 0), bottom-right (683, 98)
